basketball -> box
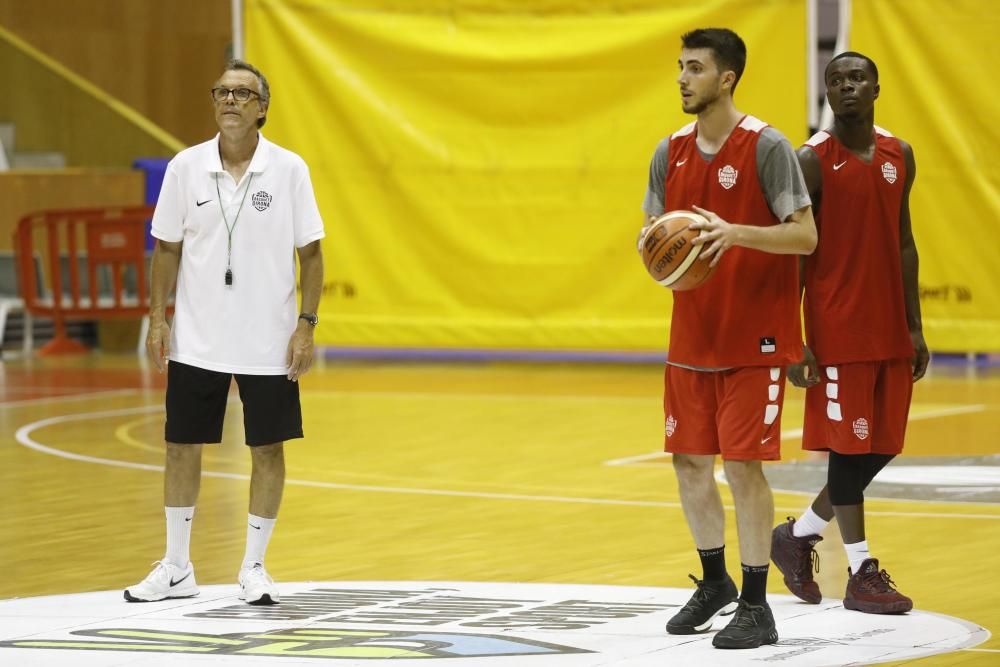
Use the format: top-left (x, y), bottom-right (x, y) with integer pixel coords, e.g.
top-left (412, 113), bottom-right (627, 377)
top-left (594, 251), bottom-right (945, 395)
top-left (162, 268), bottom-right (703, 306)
top-left (640, 210), bottom-right (717, 290)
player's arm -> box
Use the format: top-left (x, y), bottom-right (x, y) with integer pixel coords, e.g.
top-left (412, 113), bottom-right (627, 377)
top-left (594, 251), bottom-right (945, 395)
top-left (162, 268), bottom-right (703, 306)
top-left (786, 146), bottom-right (822, 387)
top-left (899, 140), bottom-right (929, 381)
top-left (638, 138), bottom-right (670, 253)
top-left (689, 135), bottom-right (817, 265)
top-left (147, 240), bottom-right (182, 373)
top-left (287, 240), bottom-right (324, 381)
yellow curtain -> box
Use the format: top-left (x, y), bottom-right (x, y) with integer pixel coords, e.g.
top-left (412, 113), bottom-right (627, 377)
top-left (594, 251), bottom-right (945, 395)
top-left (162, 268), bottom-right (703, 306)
top-left (853, 0), bottom-right (1000, 351)
top-left (247, 0), bottom-right (806, 351)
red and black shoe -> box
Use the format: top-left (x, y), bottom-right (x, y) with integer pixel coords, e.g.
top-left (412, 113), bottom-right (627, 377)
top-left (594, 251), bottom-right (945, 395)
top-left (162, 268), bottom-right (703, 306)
top-left (844, 558), bottom-right (913, 614)
top-left (770, 517), bottom-right (823, 604)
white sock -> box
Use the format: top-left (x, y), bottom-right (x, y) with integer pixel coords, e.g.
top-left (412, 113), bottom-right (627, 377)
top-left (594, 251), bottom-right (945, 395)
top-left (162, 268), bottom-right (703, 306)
top-left (164, 506), bottom-right (195, 567)
top-left (845, 540), bottom-right (871, 574)
top-left (793, 507), bottom-right (829, 538)
top-left (242, 514), bottom-right (277, 569)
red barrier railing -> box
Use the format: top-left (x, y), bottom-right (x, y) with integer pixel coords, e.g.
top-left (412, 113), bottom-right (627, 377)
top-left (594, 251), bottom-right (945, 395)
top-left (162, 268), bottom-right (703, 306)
top-left (14, 206), bottom-right (155, 355)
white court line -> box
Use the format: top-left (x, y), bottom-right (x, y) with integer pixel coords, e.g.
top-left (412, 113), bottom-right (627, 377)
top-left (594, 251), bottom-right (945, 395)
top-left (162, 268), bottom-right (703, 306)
top-left (14, 405), bottom-right (1000, 519)
top-left (605, 404), bottom-right (989, 467)
top-left (0, 388), bottom-right (141, 408)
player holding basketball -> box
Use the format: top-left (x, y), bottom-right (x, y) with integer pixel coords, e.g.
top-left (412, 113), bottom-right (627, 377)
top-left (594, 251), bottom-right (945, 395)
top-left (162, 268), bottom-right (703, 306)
top-left (640, 29), bottom-right (816, 649)
top-left (770, 52), bottom-right (927, 614)
top-left (125, 60), bottom-right (325, 606)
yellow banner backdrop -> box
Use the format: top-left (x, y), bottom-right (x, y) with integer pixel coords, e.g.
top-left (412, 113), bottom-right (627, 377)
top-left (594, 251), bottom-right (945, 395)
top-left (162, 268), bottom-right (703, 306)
top-left (853, 0), bottom-right (1000, 351)
top-left (247, 0), bottom-right (806, 352)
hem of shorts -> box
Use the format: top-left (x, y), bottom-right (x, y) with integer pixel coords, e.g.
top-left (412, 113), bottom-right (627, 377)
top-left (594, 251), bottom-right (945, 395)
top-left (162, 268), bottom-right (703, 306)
top-left (170, 355), bottom-right (288, 376)
top-left (803, 444), bottom-right (903, 455)
top-left (664, 447), bottom-right (781, 461)
top-left (166, 436), bottom-right (223, 445)
top-left (247, 431), bottom-right (304, 446)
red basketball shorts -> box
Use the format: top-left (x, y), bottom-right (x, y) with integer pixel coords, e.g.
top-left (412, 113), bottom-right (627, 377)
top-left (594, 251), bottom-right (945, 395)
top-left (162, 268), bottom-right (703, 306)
top-left (803, 358), bottom-right (913, 455)
top-left (663, 364), bottom-right (786, 461)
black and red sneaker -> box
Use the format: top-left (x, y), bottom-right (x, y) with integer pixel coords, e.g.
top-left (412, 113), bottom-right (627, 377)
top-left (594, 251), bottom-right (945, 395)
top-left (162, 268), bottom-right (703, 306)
top-left (770, 517), bottom-right (823, 604)
top-left (844, 558), bottom-right (913, 614)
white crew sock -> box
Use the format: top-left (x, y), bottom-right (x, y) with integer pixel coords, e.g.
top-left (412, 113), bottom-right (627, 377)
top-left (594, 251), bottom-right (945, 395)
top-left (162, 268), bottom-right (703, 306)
top-left (242, 514), bottom-right (277, 569)
top-left (845, 540), bottom-right (871, 574)
top-left (792, 507), bottom-right (830, 538)
top-left (164, 506), bottom-right (195, 567)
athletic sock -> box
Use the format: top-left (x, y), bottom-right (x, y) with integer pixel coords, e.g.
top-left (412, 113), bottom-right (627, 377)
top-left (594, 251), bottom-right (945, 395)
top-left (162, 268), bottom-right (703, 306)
top-left (697, 546), bottom-right (727, 581)
top-left (740, 563), bottom-right (770, 605)
top-left (845, 540), bottom-right (871, 574)
top-left (164, 506), bottom-right (195, 567)
top-left (242, 514), bottom-right (277, 569)
top-left (793, 506), bottom-right (830, 538)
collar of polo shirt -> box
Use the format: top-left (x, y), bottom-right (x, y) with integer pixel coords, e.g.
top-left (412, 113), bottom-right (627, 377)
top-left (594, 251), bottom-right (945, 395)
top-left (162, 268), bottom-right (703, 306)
top-left (204, 132), bottom-right (272, 174)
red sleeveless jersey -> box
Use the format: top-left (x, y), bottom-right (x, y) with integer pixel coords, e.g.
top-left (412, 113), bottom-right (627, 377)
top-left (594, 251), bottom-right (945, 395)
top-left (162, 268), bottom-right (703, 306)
top-left (801, 127), bottom-right (913, 364)
top-left (664, 115), bottom-right (801, 368)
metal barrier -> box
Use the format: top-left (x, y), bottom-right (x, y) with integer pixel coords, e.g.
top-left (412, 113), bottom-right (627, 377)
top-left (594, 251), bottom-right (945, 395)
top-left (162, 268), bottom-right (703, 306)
top-left (13, 206), bottom-right (154, 355)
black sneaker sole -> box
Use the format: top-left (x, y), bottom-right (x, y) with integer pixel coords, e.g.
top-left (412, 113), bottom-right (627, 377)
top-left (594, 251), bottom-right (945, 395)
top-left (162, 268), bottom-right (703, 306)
top-left (712, 628), bottom-right (779, 649)
top-left (246, 593), bottom-right (279, 606)
top-left (123, 590), bottom-right (199, 603)
top-left (666, 600), bottom-right (738, 635)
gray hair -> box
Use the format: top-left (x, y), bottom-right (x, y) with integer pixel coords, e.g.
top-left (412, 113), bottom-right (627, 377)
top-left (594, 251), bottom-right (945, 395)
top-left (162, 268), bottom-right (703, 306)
top-left (224, 59), bottom-right (270, 128)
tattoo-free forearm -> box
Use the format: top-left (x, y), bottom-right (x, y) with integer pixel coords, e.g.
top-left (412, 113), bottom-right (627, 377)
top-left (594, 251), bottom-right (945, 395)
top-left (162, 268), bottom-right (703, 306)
top-left (149, 240), bottom-right (181, 322)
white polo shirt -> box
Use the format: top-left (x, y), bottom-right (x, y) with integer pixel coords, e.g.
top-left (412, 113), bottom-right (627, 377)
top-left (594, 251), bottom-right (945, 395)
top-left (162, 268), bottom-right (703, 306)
top-left (151, 134), bottom-right (325, 375)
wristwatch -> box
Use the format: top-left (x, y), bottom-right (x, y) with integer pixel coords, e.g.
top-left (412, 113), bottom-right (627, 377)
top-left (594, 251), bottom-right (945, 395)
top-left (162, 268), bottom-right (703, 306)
top-left (298, 312), bottom-right (319, 326)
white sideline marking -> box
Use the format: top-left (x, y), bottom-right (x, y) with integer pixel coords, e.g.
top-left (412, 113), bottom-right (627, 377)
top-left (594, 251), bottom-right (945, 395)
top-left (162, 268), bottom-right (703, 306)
top-left (13, 405), bottom-right (1000, 520)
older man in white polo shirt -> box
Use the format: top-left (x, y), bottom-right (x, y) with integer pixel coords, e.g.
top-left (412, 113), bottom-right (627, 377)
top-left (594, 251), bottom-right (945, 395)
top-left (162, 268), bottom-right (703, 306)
top-left (125, 60), bottom-right (325, 606)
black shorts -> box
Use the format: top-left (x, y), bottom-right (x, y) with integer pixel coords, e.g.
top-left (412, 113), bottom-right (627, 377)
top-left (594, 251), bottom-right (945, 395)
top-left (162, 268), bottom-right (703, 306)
top-left (165, 360), bottom-right (303, 446)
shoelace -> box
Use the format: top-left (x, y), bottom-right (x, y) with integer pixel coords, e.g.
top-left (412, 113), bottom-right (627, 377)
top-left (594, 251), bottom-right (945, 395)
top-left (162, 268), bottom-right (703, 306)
top-left (243, 564), bottom-right (272, 584)
top-left (794, 544), bottom-right (821, 578)
top-left (861, 568), bottom-right (898, 592)
top-left (145, 561), bottom-right (169, 582)
top-left (681, 574), bottom-right (721, 611)
top-left (729, 602), bottom-right (763, 629)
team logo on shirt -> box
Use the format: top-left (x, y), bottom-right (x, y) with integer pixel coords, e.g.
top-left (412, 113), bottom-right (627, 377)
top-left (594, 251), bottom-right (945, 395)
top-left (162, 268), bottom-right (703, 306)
top-left (718, 165), bottom-right (738, 190)
top-left (665, 415), bottom-right (677, 437)
top-left (881, 162), bottom-right (898, 184)
top-left (252, 190), bottom-right (272, 211)
top-left (852, 417), bottom-right (870, 440)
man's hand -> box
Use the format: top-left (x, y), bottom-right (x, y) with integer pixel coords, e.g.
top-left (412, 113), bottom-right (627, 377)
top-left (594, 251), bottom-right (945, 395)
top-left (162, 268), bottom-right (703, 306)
top-left (146, 318), bottom-right (171, 373)
top-left (689, 205), bottom-right (743, 267)
top-left (911, 330), bottom-right (929, 382)
top-left (286, 323), bottom-right (315, 381)
top-left (637, 215), bottom-right (658, 254)
top-left (788, 345), bottom-right (820, 388)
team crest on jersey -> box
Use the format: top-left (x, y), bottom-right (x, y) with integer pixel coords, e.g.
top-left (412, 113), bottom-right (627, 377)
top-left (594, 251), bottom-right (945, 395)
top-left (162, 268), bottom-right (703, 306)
top-left (853, 417), bottom-right (870, 440)
top-left (881, 162), bottom-right (898, 184)
top-left (665, 415), bottom-right (677, 437)
top-left (252, 190), bottom-right (272, 211)
top-left (718, 165), bottom-right (738, 189)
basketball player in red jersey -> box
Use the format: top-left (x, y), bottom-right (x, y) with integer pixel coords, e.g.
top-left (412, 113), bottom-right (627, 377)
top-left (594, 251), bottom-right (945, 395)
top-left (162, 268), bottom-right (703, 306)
top-left (770, 52), bottom-right (928, 614)
top-left (640, 29), bottom-right (817, 649)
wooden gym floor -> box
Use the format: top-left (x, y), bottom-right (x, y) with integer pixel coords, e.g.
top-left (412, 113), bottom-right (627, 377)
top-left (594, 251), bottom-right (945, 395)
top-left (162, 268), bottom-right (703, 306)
top-left (2, 353), bottom-right (998, 666)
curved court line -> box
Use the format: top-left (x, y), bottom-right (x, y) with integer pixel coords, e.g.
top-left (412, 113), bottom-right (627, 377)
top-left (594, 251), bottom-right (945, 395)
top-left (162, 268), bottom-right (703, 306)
top-left (14, 406), bottom-right (1000, 519)
top-left (115, 414), bottom-right (232, 464)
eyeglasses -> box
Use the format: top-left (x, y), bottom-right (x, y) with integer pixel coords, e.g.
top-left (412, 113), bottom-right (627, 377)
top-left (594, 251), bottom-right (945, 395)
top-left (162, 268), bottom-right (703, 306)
top-left (211, 87), bottom-right (260, 103)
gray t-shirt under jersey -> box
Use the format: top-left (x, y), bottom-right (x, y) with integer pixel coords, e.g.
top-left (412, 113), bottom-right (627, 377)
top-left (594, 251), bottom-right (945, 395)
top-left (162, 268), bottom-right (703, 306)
top-left (641, 126), bottom-right (812, 372)
top-left (642, 126), bottom-right (810, 222)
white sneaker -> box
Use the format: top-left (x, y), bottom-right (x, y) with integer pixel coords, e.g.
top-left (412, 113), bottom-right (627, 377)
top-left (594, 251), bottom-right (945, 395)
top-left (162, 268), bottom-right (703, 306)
top-left (124, 560), bottom-right (199, 602)
top-left (239, 563), bottom-right (279, 605)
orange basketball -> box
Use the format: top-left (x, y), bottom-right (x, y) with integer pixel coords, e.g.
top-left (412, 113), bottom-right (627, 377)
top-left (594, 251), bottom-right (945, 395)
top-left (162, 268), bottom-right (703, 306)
top-left (640, 210), bottom-right (717, 291)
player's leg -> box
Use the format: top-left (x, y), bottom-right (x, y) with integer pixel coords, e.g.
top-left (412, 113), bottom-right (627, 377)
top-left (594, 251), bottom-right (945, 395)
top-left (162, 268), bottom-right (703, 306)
top-left (842, 358), bottom-right (913, 613)
top-left (234, 373), bottom-right (303, 605)
top-left (663, 365), bottom-right (738, 635)
top-left (713, 366), bottom-right (783, 650)
top-left (125, 361), bottom-right (231, 602)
